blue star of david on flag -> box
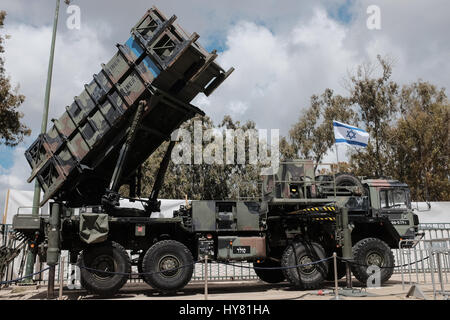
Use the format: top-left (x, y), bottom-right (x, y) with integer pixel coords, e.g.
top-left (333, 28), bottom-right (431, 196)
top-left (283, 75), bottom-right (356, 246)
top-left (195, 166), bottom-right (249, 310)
top-left (333, 121), bottom-right (369, 147)
top-left (346, 129), bottom-right (357, 140)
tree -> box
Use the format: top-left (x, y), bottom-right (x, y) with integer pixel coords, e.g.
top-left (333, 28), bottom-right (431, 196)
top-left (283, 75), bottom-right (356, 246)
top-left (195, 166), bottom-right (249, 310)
top-left (139, 115), bottom-right (262, 200)
top-left (286, 55), bottom-right (449, 201)
top-left (217, 115), bottom-right (262, 200)
top-left (279, 136), bottom-right (296, 161)
top-left (386, 81), bottom-right (449, 201)
top-left (0, 11), bottom-right (30, 146)
top-left (288, 88), bottom-right (355, 170)
top-left (348, 55), bottom-right (398, 177)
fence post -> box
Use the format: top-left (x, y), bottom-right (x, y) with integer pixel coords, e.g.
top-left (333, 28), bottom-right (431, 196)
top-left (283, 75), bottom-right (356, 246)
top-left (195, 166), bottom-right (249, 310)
top-left (399, 240), bottom-right (405, 290)
top-left (59, 257), bottom-right (64, 300)
top-left (204, 255), bottom-right (208, 300)
top-left (430, 252), bottom-right (437, 300)
top-left (436, 252), bottom-right (445, 297)
top-left (333, 252), bottom-right (339, 300)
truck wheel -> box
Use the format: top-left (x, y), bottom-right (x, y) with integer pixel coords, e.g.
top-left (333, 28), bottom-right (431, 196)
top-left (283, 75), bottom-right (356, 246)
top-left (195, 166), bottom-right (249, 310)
top-left (335, 173), bottom-right (365, 195)
top-left (351, 238), bottom-right (394, 285)
top-left (281, 242), bottom-right (328, 290)
top-left (78, 241), bottom-right (131, 297)
top-left (253, 260), bottom-right (285, 283)
top-left (142, 240), bottom-right (194, 294)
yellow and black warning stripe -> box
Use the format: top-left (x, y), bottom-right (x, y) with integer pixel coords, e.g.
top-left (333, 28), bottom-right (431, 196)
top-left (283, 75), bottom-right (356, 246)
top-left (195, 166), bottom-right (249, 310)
top-left (288, 206), bottom-right (337, 215)
top-left (313, 217), bottom-right (336, 221)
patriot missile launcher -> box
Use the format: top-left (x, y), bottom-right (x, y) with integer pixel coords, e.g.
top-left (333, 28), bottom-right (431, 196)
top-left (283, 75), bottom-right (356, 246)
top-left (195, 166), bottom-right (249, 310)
top-left (24, 6), bottom-right (233, 208)
top-left (8, 6), bottom-right (420, 298)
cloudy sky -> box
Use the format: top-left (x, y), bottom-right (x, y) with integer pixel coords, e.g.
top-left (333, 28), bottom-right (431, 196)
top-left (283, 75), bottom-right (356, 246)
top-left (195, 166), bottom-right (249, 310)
top-left (0, 0), bottom-right (449, 212)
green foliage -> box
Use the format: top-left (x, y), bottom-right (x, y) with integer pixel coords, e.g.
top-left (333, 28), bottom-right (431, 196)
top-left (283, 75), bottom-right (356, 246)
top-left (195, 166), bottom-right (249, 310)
top-left (0, 11), bottom-right (30, 146)
top-left (348, 55), bottom-right (399, 177)
top-left (387, 82), bottom-right (449, 201)
top-left (140, 115), bottom-right (262, 200)
top-left (288, 89), bottom-right (355, 170)
top-left (349, 63), bottom-right (449, 201)
top-left (285, 55), bottom-right (449, 201)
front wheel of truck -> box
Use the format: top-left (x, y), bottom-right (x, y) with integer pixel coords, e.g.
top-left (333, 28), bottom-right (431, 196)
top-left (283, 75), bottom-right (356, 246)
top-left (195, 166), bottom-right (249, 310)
top-left (78, 241), bottom-right (131, 297)
top-left (351, 238), bottom-right (395, 285)
top-left (142, 240), bottom-right (194, 294)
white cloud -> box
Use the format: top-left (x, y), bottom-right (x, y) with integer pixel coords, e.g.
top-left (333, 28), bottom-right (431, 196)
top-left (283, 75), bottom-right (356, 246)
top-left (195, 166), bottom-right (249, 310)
top-left (0, 0), bottom-right (350, 50)
top-left (0, 146), bottom-right (30, 214)
top-left (229, 101), bottom-right (249, 115)
top-left (0, 22), bottom-right (110, 211)
top-left (203, 8), bottom-right (358, 133)
top-left (343, 0), bottom-right (450, 88)
top-left (3, 23), bottom-right (110, 135)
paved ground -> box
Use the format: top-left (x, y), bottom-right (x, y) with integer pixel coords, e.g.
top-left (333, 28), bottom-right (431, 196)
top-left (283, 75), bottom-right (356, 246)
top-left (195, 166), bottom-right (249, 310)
top-left (0, 274), bottom-right (447, 300)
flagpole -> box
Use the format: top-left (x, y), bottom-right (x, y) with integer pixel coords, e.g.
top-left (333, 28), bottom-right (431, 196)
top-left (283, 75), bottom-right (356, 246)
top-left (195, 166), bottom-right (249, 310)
top-left (335, 141), bottom-right (339, 171)
top-left (333, 120), bottom-right (339, 172)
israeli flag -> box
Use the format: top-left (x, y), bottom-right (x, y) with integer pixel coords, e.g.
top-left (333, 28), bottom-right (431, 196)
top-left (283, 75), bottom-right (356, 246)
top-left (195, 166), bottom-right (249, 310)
top-left (333, 121), bottom-right (369, 147)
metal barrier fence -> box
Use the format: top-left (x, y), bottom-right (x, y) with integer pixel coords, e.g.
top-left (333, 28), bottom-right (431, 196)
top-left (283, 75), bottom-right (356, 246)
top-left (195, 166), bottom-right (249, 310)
top-left (397, 235), bottom-right (450, 299)
top-left (393, 224), bottom-right (450, 278)
top-left (1, 223), bottom-right (450, 288)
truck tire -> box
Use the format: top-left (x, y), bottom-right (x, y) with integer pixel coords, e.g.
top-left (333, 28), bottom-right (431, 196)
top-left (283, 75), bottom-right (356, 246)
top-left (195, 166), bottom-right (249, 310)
top-left (351, 238), bottom-right (394, 285)
top-left (78, 241), bottom-right (131, 297)
top-left (335, 173), bottom-right (365, 195)
top-left (281, 242), bottom-right (328, 289)
top-left (253, 260), bottom-right (285, 283)
top-left (142, 240), bottom-right (194, 294)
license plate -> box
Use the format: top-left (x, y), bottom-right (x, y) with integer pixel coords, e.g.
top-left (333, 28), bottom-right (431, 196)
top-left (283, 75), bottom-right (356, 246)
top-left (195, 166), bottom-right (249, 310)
top-left (391, 220), bottom-right (409, 225)
top-left (233, 246), bottom-right (251, 254)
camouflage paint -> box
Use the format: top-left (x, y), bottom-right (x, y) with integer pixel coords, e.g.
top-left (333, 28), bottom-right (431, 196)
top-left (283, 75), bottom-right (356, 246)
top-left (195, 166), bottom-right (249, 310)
top-left (236, 202), bottom-right (266, 231)
top-left (103, 46), bottom-right (138, 84)
top-left (191, 200), bottom-right (266, 232)
top-left (191, 201), bottom-right (216, 231)
top-left (54, 111), bottom-right (76, 138)
top-left (263, 160), bottom-right (316, 199)
top-left (117, 71), bottom-right (147, 107)
top-left (43, 126), bottom-right (63, 154)
top-left (55, 145), bottom-right (77, 176)
top-left (67, 132), bottom-right (90, 161)
top-left (99, 94), bottom-right (125, 127)
top-left (79, 213), bottom-right (109, 244)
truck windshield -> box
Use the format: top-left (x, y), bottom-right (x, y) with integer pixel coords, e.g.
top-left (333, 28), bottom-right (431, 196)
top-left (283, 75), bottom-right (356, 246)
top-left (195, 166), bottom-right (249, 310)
top-left (380, 189), bottom-right (410, 209)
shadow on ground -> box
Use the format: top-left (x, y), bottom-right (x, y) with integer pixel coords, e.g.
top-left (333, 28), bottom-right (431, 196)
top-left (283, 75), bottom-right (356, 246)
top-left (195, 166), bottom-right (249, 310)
top-left (22, 278), bottom-right (404, 300)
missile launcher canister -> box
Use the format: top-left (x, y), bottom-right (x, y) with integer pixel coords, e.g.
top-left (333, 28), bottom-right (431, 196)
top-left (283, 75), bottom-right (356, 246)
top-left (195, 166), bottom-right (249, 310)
top-left (24, 6), bottom-right (233, 207)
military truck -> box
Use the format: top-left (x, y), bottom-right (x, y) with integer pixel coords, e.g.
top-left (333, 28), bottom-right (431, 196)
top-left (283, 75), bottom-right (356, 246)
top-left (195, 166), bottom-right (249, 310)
top-left (8, 7), bottom-right (420, 296)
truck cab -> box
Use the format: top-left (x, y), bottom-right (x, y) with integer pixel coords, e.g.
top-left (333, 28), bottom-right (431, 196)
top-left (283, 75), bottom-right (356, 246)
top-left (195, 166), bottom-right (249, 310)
top-left (363, 179), bottom-right (419, 240)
